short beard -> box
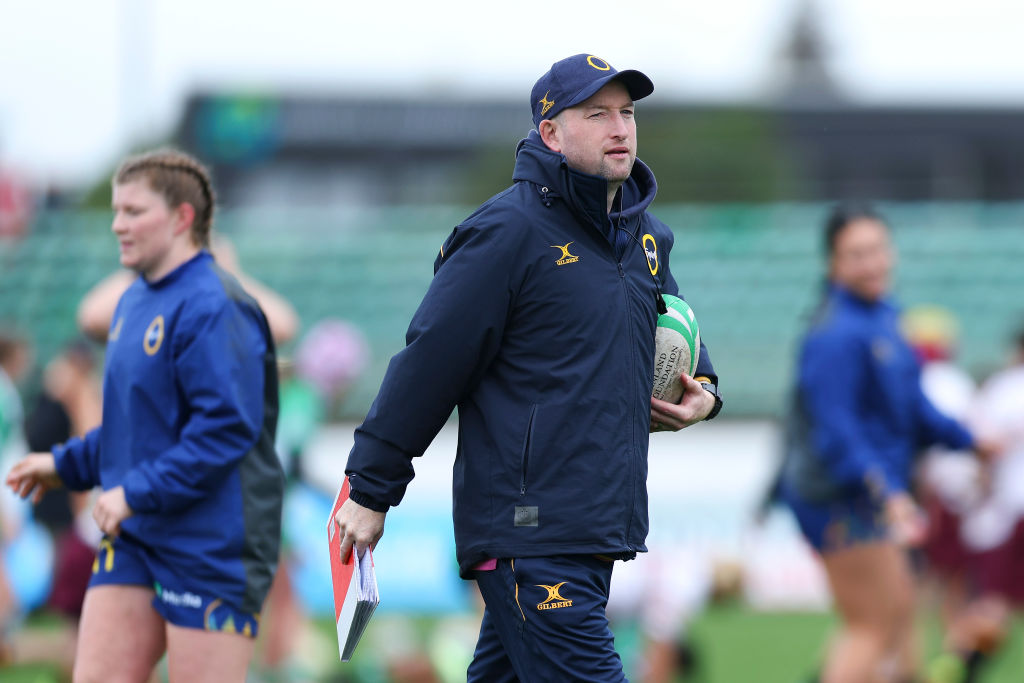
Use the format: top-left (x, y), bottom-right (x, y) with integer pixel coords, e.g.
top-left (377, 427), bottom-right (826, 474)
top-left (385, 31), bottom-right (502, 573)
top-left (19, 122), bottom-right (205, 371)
top-left (599, 157), bottom-right (634, 185)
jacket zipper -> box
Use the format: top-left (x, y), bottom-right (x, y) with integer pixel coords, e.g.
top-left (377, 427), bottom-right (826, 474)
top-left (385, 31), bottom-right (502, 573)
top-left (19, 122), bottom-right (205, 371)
top-left (617, 258), bottom-right (638, 546)
top-left (519, 404), bottom-right (538, 495)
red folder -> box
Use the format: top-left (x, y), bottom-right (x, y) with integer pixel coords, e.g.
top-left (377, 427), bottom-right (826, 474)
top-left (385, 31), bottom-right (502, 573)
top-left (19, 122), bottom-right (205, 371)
top-left (327, 478), bottom-right (379, 661)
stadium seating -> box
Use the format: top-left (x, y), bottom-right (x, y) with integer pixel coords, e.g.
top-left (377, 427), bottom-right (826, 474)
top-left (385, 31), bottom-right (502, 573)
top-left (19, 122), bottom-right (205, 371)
top-left (2, 203), bottom-right (1021, 417)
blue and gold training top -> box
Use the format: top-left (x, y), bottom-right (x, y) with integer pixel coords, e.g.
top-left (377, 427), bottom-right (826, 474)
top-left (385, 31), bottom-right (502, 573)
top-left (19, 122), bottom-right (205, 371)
top-left (53, 250), bottom-right (283, 613)
top-left (782, 284), bottom-right (973, 505)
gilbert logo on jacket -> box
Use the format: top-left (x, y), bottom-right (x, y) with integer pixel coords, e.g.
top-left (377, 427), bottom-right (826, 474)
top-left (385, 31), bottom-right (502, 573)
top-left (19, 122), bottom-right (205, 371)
top-left (551, 242), bottom-right (579, 266)
top-left (536, 582), bottom-right (573, 610)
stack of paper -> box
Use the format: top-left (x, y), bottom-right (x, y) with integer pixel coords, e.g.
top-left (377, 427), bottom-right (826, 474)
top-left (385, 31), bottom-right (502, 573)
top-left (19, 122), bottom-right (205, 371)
top-left (327, 479), bottom-right (380, 662)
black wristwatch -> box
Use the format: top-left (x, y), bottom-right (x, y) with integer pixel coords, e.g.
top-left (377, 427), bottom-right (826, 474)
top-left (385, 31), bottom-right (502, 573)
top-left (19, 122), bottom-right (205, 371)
top-left (700, 382), bottom-right (723, 421)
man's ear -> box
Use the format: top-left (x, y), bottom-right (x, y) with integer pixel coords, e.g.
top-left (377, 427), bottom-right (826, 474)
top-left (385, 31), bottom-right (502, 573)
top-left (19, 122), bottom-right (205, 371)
top-left (538, 119), bottom-right (561, 153)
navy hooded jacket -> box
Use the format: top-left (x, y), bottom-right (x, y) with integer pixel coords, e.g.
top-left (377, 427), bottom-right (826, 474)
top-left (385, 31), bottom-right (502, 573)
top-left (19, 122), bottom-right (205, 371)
top-left (346, 131), bottom-right (717, 577)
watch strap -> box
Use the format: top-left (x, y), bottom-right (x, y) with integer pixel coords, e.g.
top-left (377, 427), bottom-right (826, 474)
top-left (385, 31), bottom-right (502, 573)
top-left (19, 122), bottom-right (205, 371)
top-left (699, 382), bottom-right (723, 421)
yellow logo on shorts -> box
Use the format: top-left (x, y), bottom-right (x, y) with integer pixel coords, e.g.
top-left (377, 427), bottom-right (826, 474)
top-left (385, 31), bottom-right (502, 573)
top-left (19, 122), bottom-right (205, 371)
top-left (92, 538), bottom-right (115, 573)
top-left (536, 582), bottom-right (573, 610)
top-left (143, 315), bottom-right (165, 356)
top-left (204, 599), bottom-right (259, 638)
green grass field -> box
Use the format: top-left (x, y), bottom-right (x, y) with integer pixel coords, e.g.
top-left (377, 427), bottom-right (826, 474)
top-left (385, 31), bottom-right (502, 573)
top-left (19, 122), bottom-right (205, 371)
top-left (4, 606), bottom-right (1022, 682)
top-left (685, 606), bottom-right (1022, 682)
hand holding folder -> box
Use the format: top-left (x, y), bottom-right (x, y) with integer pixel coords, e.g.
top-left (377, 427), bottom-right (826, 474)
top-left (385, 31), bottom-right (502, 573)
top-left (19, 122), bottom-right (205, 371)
top-left (328, 479), bottom-right (380, 661)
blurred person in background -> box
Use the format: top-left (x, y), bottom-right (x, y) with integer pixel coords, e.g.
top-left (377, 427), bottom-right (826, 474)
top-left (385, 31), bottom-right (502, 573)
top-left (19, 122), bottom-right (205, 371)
top-left (605, 543), bottom-right (711, 681)
top-left (2, 339), bottom-right (104, 676)
top-left (333, 53), bottom-right (721, 682)
top-left (5, 148), bottom-right (283, 683)
top-left (777, 203), bottom-right (998, 683)
top-left (899, 306), bottom-right (987, 681)
top-left (0, 330), bottom-right (55, 665)
top-left (0, 168), bottom-right (34, 240)
top-left (77, 233), bottom-right (299, 346)
top-left (257, 318), bottom-right (369, 683)
top-left (927, 326), bottom-right (1024, 683)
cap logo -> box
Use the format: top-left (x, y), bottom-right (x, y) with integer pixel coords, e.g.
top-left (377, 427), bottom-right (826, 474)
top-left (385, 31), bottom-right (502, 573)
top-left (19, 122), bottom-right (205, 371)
top-left (587, 55), bottom-right (611, 71)
top-left (539, 90), bottom-right (555, 116)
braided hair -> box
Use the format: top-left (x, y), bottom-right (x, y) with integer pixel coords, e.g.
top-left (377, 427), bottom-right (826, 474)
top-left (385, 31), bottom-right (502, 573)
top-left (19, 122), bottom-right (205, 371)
top-left (114, 149), bottom-right (216, 248)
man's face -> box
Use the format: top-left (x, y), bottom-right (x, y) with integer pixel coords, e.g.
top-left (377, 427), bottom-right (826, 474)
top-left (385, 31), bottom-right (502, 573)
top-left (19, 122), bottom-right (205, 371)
top-left (544, 81), bottom-right (636, 184)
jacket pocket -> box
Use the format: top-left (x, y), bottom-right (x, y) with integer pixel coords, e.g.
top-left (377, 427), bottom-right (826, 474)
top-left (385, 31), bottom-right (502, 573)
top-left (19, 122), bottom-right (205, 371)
top-left (519, 404), bottom-right (538, 495)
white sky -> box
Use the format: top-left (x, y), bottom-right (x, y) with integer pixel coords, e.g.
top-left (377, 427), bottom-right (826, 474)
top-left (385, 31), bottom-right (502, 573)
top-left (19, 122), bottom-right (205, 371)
top-left (2, 0), bottom-right (1024, 186)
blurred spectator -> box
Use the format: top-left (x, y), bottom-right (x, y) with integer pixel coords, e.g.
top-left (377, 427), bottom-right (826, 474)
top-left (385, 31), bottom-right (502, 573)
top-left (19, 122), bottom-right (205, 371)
top-left (0, 331), bottom-right (54, 664)
top-left (77, 234), bottom-right (299, 345)
top-left (292, 318), bottom-right (369, 421)
top-left (606, 545), bottom-right (711, 682)
top-left (26, 340), bottom-right (102, 538)
top-left (0, 169), bottom-right (33, 240)
top-left (901, 305), bottom-right (998, 682)
top-left (902, 306), bottom-right (980, 628)
top-left (8, 340), bottom-right (104, 676)
top-left (256, 319), bottom-right (369, 681)
top-left (927, 326), bottom-right (1024, 683)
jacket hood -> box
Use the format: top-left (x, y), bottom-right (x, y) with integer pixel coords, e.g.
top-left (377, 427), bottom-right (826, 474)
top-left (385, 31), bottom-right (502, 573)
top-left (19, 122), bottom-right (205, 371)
top-left (512, 130), bottom-right (658, 228)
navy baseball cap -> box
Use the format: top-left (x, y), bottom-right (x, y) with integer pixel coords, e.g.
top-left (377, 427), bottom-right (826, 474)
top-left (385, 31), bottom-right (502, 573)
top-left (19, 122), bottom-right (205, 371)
top-left (531, 54), bottom-right (654, 127)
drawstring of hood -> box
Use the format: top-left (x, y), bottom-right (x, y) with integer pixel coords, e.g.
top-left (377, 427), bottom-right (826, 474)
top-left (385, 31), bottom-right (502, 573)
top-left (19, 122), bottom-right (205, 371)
top-left (537, 184), bottom-right (557, 207)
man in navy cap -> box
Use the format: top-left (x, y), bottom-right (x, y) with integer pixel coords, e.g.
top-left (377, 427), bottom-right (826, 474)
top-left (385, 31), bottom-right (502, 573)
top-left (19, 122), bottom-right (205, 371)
top-left (334, 54), bottom-right (721, 680)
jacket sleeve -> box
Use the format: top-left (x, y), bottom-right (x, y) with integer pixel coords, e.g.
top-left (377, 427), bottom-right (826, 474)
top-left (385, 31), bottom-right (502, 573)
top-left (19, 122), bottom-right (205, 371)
top-left (659, 228), bottom-right (718, 386)
top-left (346, 220), bottom-right (521, 508)
top-left (52, 427), bottom-right (102, 491)
top-left (801, 328), bottom-right (902, 497)
top-left (121, 301), bottom-right (268, 514)
top-left (914, 379), bottom-right (974, 451)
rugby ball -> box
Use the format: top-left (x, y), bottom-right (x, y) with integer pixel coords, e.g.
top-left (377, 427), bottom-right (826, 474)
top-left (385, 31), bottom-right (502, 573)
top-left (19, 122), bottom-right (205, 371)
top-left (651, 294), bottom-right (700, 404)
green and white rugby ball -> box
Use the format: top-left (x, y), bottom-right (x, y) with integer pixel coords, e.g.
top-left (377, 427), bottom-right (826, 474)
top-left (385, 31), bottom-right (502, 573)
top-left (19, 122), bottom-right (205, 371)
top-left (651, 294), bottom-right (700, 404)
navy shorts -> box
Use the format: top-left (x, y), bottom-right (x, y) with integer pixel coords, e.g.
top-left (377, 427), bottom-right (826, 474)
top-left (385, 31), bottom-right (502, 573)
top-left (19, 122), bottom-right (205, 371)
top-left (781, 483), bottom-right (889, 554)
top-left (89, 533), bottom-right (261, 638)
top-left (468, 555), bottom-right (626, 683)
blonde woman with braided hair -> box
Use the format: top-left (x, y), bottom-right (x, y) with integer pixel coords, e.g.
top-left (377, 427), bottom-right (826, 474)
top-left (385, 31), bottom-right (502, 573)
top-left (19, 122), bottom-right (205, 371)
top-left (6, 148), bottom-right (284, 682)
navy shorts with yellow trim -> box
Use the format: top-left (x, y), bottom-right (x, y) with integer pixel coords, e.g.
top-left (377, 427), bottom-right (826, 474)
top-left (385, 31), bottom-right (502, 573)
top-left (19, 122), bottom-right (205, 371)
top-left (468, 555), bottom-right (625, 683)
top-left (780, 482), bottom-right (889, 554)
top-left (90, 533), bottom-right (260, 638)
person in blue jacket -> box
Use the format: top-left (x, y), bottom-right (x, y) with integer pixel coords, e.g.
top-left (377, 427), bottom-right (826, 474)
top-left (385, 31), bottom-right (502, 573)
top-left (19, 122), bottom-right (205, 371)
top-left (6, 149), bottom-right (283, 683)
top-left (334, 54), bottom-right (722, 681)
top-left (779, 203), bottom-right (998, 683)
